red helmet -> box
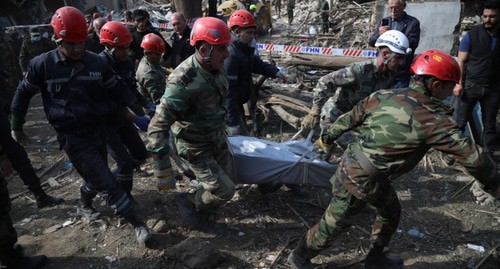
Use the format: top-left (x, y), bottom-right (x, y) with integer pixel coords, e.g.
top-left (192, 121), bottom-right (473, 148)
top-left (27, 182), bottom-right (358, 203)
top-left (410, 50), bottom-right (460, 84)
top-left (100, 21), bottom-right (132, 46)
top-left (189, 17), bottom-right (231, 46)
top-left (93, 12), bottom-right (100, 19)
top-left (51, 6), bottom-right (88, 43)
top-left (141, 33), bottom-right (165, 54)
top-left (228, 10), bottom-right (257, 29)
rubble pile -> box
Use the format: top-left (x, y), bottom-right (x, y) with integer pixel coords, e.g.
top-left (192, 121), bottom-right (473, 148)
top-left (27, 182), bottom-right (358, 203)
top-left (270, 0), bottom-right (375, 49)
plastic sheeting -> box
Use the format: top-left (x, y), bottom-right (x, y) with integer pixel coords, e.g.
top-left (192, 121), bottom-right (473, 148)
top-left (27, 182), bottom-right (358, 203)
top-left (228, 136), bottom-right (337, 188)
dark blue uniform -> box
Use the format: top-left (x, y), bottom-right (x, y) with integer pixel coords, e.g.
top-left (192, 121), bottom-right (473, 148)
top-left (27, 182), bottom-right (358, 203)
top-left (99, 50), bottom-right (149, 194)
top-left (11, 48), bottom-right (141, 218)
top-left (224, 40), bottom-right (278, 129)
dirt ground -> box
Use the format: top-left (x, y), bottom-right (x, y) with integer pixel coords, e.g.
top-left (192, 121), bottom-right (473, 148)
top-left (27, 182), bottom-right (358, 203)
top-left (4, 1), bottom-right (500, 269)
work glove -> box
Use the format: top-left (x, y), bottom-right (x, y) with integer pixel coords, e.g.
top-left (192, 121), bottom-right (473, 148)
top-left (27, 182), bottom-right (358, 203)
top-left (226, 125), bottom-right (240, 136)
top-left (133, 116), bottom-right (150, 132)
top-left (155, 167), bottom-right (180, 191)
top-left (470, 181), bottom-right (500, 206)
top-left (301, 105), bottom-right (320, 130)
top-left (313, 136), bottom-right (335, 153)
top-left (145, 102), bottom-right (156, 118)
top-left (11, 130), bottom-right (30, 145)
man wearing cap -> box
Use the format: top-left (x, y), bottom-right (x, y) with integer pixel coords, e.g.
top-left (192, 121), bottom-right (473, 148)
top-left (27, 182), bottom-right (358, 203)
top-left (18, 27), bottom-right (55, 76)
top-left (130, 9), bottom-right (171, 66)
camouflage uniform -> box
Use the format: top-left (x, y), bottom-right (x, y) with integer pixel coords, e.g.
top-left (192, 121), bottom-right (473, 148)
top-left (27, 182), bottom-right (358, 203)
top-left (135, 56), bottom-right (167, 104)
top-left (304, 82), bottom-right (499, 253)
top-left (18, 37), bottom-right (56, 74)
top-left (313, 59), bottom-right (395, 129)
top-left (148, 55), bottom-right (235, 212)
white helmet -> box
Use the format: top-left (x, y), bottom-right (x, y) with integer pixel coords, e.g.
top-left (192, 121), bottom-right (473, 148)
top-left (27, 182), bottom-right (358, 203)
top-left (375, 30), bottom-right (412, 55)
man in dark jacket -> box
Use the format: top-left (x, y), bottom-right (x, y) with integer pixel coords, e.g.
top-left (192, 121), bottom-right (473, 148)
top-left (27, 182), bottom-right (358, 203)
top-left (98, 21), bottom-right (154, 197)
top-left (454, 0), bottom-right (500, 159)
top-left (85, 17), bottom-right (106, 53)
top-left (369, 0), bottom-right (420, 88)
top-left (168, 12), bottom-right (195, 69)
top-left (224, 10), bottom-right (284, 136)
top-left (10, 7), bottom-right (151, 245)
top-left (130, 9), bottom-right (171, 66)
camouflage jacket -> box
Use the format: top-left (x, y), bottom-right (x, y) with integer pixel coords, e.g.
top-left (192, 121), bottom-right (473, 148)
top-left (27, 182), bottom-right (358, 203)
top-left (323, 82), bottom-right (497, 189)
top-left (19, 37), bottom-right (56, 73)
top-left (147, 55), bottom-right (228, 154)
top-left (312, 59), bottom-right (395, 113)
top-left (136, 57), bottom-right (167, 104)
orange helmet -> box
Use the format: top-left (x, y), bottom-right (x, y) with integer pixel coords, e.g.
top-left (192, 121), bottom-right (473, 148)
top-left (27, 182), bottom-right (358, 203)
top-left (100, 21), bottom-right (132, 46)
top-left (410, 50), bottom-right (460, 84)
top-left (189, 17), bottom-right (231, 46)
top-left (228, 10), bottom-right (257, 29)
top-left (141, 33), bottom-right (165, 54)
top-left (51, 6), bottom-right (88, 43)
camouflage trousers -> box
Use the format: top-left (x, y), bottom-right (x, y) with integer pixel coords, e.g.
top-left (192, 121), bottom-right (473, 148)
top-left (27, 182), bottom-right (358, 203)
top-left (305, 153), bottom-right (401, 251)
top-left (320, 97), bottom-right (356, 149)
top-left (175, 137), bottom-right (236, 213)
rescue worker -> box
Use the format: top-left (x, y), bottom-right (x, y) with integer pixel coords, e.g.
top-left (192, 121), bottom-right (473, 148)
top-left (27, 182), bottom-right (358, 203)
top-left (301, 30), bottom-right (410, 147)
top-left (287, 50), bottom-right (500, 269)
top-left (19, 27), bottom-right (56, 76)
top-left (168, 12), bottom-right (195, 69)
top-left (224, 10), bottom-right (297, 196)
top-left (10, 6), bottom-right (151, 244)
top-left (136, 33), bottom-right (168, 104)
top-left (0, 146), bottom-right (48, 268)
top-left (225, 10), bottom-right (284, 137)
top-left (147, 17), bottom-right (235, 232)
top-left (98, 21), bottom-right (154, 197)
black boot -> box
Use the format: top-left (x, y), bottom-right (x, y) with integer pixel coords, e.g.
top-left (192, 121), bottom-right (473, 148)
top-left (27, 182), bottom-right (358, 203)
top-left (287, 235), bottom-right (319, 269)
top-left (364, 244), bottom-right (403, 269)
top-left (175, 192), bottom-right (202, 228)
top-left (258, 181), bottom-right (283, 195)
top-left (77, 186), bottom-right (99, 220)
top-left (122, 211), bottom-right (151, 244)
top-left (2, 245), bottom-right (48, 269)
top-left (29, 185), bottom-right (64, 208)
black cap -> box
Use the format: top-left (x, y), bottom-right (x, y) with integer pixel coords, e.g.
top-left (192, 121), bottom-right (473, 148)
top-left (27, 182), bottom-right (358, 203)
top-left (132, 9), bottom-right (149, 20)
top-left (29, 27), bottom-right (40, 35)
